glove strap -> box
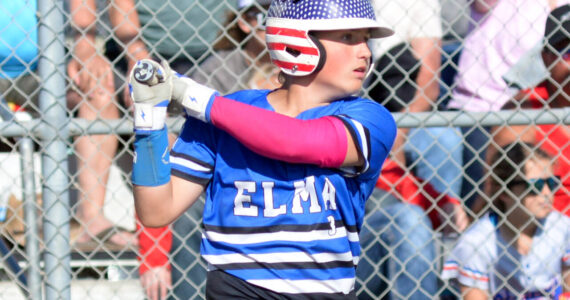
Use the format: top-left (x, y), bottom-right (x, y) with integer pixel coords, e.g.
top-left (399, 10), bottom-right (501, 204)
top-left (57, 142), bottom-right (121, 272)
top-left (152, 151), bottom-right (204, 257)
top-left (174, 75), bottom-right (218, 122)
top-left (132, 127), bottom-right (170, 186)
top-left (134, 100), bottom-right (169, 134)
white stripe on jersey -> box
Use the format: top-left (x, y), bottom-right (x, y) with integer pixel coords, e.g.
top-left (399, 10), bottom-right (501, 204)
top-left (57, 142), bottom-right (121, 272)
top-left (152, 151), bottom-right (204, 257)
top-left (347, 231), bottom-right (359, 243)
top-left (170, 156), bottom-right (211, 173)
top-left (351, 119), bottom-right (369, 161)
top-left (202, 251), bottom-right (354, 265)
top-left (340, 118), bottom-right (370, 176)
top-left (352, 256), bottom-right (360, 265)
top-left (247, 278), bottom-right (355, 294)
top-left (203, 226), bottom-right (349, 245)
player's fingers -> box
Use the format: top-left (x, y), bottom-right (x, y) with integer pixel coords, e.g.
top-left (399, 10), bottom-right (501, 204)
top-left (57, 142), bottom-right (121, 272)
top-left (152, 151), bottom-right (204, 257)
top-left (141, 273), bottom-right (158, 300)
top-left (159, 280), bottom-right (168, 300)
top-left (148, 281), bottom-right (158, 300)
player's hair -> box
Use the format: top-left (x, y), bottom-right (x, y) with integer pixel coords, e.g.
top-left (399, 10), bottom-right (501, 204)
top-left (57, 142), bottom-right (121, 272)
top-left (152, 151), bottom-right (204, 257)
top-left (488, 141), bottom-right (552, 214)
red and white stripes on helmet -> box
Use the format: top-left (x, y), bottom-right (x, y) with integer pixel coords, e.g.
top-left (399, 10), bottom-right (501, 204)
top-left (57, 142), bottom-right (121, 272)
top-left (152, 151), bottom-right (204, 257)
top-left (265, 0), bottom-right (393, 76)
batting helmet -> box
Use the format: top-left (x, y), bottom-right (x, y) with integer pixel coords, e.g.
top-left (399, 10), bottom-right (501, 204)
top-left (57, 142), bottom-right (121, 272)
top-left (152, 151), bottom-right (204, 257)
top-left (265, 0), bottom-right (393, 76)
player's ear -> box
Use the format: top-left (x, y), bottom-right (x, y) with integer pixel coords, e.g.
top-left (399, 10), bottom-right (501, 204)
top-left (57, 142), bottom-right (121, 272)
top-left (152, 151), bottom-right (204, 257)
top-left (237, 18), bottom-right (253, 35)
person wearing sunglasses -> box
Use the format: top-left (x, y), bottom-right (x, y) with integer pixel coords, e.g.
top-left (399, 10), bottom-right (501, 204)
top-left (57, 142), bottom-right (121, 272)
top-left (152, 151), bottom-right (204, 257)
top-left (441, 141), bottom-right (570, 299)
top-left (471, 4), bottom-right (570, 219)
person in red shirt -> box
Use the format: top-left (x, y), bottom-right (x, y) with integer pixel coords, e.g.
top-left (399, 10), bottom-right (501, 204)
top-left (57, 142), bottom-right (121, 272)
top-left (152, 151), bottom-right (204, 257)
top-left (474, 4), bottom-right (570, 218)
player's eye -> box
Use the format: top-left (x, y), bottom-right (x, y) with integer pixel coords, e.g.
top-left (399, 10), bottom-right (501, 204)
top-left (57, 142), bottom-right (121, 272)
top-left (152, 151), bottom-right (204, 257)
top-left (341, 31), bottom-right (369, 44)
top-left (340, 33), bottom-right (353, 42)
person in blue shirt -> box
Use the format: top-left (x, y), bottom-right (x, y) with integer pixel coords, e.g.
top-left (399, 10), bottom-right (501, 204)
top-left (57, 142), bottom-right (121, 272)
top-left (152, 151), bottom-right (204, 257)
top-left (128, 0), bottom-right (397, 298)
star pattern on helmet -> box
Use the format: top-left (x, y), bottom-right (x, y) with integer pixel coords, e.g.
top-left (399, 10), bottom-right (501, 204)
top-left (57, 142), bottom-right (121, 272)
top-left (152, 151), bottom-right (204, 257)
top-left (269, 0), bottom-right (376, 21)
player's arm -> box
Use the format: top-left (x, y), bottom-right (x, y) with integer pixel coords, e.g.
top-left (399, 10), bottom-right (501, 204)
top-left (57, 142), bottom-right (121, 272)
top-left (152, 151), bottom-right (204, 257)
top-left (207, 97), bottom-right (364, 168)
top-left (170, 73), bottom-right (369, 169)
top-left (460, 285), bottom-right (488, 300)
top-left (129, 60), bottom-right (205, 227)
top-left (134, 177), bottom-right (204, 227)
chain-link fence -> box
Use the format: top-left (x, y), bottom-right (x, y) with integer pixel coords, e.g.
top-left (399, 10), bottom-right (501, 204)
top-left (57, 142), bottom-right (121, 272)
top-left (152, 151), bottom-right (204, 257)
top-left (0, 0), bottom-right (569, 299)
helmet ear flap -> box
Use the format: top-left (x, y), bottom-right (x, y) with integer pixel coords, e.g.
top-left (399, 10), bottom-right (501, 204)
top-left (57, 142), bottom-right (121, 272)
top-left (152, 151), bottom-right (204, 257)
top-left (308, 33), bottom-right (327, 75)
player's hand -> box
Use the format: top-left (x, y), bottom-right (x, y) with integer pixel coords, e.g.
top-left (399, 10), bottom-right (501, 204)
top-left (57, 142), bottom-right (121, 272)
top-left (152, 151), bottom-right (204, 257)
top-left (129, 59), bottom-right (172, 134)
top-left (171, 72), bottom-right (219, 123)
top-left (140, 265), bottom-right (171, 300)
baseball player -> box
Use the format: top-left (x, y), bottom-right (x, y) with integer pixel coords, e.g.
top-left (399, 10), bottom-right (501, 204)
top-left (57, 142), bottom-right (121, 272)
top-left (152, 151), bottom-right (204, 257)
top-left (441, 142), bottom-right (570, 299)
top-left (128, 0), bottom-right (396, 298)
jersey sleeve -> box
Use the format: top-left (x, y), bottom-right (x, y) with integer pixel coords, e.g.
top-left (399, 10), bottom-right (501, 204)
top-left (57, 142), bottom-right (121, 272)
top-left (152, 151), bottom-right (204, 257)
top-left (441, 222), bottom-right (491, 291)
top-left (170, 116), bottom-right (218, 184)
top-left (335, 99), bottom-right (396, 179)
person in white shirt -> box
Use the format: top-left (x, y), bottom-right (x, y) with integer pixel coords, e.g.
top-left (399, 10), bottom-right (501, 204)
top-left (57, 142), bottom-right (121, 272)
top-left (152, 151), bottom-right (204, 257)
top-left (441, 141), bottom-right (570, 299)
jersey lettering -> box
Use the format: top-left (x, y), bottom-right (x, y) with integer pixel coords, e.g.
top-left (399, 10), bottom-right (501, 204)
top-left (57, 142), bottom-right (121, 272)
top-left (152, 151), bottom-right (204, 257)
top-left (322, 178), bottom-right (337, 210)
top-left (262, 181), bottom-right (286, 217)
top-left (292, 176), bottom-right (322, 214)
top-left (233, 176), bottom-right (338, 217)
top-left (234, 181), bottom-right (259, 216)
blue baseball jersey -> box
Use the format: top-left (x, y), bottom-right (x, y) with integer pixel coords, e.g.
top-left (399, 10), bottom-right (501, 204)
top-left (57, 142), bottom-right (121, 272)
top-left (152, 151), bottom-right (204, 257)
top-left (170, 89), bottom-right (396, 295)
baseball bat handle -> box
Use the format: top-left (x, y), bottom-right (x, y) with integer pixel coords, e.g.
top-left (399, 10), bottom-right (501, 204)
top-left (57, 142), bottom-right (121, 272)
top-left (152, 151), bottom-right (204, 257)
top-left (133, 60), bottom-right (162, 86)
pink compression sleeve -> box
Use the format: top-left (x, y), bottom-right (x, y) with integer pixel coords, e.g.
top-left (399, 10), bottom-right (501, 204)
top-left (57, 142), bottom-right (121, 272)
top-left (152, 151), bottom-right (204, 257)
top-left (209, 96), bottom-right (348, 168)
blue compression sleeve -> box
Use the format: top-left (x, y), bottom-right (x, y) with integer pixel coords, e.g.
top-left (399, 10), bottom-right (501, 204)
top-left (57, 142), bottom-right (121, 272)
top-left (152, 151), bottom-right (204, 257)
top-left (132, 127), bottom-right (170, 186)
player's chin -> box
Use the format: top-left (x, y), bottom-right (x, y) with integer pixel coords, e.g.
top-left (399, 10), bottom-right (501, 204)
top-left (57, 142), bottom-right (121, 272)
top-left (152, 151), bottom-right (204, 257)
top-left (345, 79), bottom-right (365, 94)
top-left (350, 83), bottom-right (364, 95)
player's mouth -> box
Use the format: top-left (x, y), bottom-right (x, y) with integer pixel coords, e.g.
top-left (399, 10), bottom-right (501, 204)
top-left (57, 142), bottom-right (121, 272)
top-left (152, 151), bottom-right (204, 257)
top-left (354, 66), bottom-right (368, 79)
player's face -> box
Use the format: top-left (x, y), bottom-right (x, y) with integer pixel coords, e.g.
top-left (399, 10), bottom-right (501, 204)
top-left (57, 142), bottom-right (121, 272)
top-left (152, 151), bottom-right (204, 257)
top-left (511, 157), bottom-right (555, 220)
top-left (312, 29), bottom-right (372, 96)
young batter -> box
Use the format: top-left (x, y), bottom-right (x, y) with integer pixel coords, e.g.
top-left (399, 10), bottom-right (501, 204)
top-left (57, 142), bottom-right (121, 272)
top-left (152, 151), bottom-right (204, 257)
top-left (441, 142), bottom-right (570, 299)
top-left (128, 0), bottom-right (396, 298)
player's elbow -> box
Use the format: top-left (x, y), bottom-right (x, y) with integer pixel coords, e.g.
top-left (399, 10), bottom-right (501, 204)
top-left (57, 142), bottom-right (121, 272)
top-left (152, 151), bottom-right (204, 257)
top-left (134, 185), bottom-right (175, 227)
top-left (137, 211), bottom-right (172, 228)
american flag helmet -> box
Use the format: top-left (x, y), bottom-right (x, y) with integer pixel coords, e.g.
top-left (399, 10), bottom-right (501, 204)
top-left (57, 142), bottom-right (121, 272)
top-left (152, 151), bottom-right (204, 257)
top-left (265, 0), bottom-right (393, 76)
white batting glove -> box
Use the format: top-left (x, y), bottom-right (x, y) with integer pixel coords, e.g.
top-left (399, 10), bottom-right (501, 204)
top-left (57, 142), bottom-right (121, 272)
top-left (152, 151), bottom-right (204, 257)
top-left (171, 73), bottom-right (219, 123)
top-left (129, 59), bottom-right (172, 133)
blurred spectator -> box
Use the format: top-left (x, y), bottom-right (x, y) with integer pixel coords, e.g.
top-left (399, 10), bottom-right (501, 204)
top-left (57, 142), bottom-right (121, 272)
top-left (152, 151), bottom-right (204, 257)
top-left (357, 0), bottom-right (467, 298)
top-left (357, 189), bottom-right (437, 300)
top-left (67, 0), bottom-right (144, 249)
top-left (479, 4), bottom-right (570, 217)
top-left (440, 0), bottom-right (471, 42)
top-left (136, 1), bottom-right (271, 299)
top-left (441, 141), bottom-right (570, 299)
top-left (0, 1), bottom-right (39, 118)
top-left (446, 0), bottom-right (569, 211)
top-left (367, 0), bottom-right (466, 224)
top-left (190, 0), bottom-right (274, 93)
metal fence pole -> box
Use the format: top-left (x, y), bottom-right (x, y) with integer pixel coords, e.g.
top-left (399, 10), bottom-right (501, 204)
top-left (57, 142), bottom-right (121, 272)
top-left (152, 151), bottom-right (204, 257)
top-left (37, 1), bottom-right (71, 299)
top-left (21, 136), bottom-right (41, 300)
